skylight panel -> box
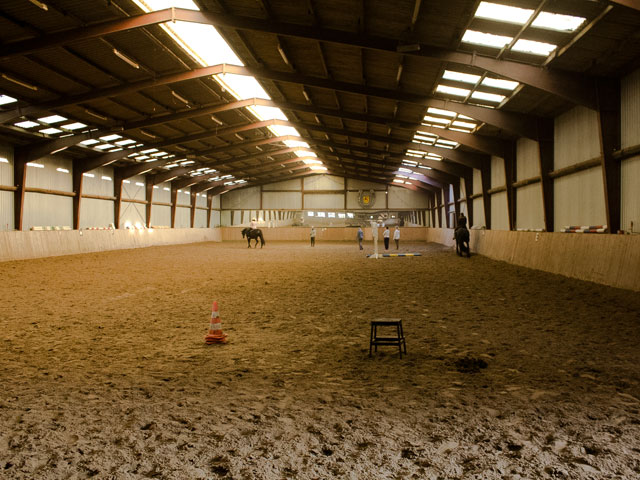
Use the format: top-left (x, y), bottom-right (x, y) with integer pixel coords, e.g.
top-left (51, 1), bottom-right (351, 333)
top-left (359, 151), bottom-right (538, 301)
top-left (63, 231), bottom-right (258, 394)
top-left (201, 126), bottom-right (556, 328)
top-left (471, 91), bottom-right (506, 102)
top-left (436, 139), bottom-right (458, 147)
top-left (15, 120), bottom-right (39, 128)
top-left (40, 127), bottom-right (62, 135)
top-left (94, 144), bottom-right (115, 150)
top-left (512, 39), bottom-right (556, 56)
top-left (309, 165), bottom-right (327, 171)
top-left (115, 139), bottom-right (136, 146)
top-left (270, 125), bottom-right (299, 137)
top-left (442, 70), bottom-right (481, 85)
top-left (423, 115), bottom-right (452, 124)
top-left (452, 120), bottom-right (477, 129)
top-left (100, 134), bottom-right (122, 142)
top-left (393, 179), bottom-right (405, 184)
top-left (38, 115), bottom-right (67, 124)
top-left (462, 30), bottom-right (512, 48)
top-left (61, 122), bottom-right (86, 130)
top-left (426, 153), bottom-right (442, 160)
top-left (532, 12), bottom-right (585, 32)
top-left (436, 85), bottom-right (470, 97)
top-left (81, 139), bottom-right (100, 145)
top-left (0, 94), bottom-right (17, 105)
top-left (414, 135), bottom-right (435, 144)
top-left (141, 148), bottom-right (159, 154)
top-left (481, 77), bottom-right (519, 90)
top-left (475, 2), bottom-right (533, 25)
top-left (427, 107), bottom-right (457, 117)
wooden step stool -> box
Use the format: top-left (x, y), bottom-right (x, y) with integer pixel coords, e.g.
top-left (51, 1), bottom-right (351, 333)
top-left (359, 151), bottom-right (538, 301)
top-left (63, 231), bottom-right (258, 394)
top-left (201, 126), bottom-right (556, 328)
top-left (369, 318), bottom-right (407, 358)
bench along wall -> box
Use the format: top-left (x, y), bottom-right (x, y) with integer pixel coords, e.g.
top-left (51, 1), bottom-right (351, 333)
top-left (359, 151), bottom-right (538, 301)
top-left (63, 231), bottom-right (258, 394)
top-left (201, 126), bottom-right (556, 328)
top-left (426, 228), bottom-right (640, 292)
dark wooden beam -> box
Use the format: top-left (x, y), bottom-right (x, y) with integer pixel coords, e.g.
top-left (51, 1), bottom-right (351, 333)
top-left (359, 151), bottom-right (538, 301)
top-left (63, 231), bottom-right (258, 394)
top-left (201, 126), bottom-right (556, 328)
top-left (0, 64), bottom-right (231, 124)
top-left (13, 150), bottom-right (27, 231)
top-left (72, 161), bottom-right (83, 230)
top-left (463, 176), bottom-right (474, 227)
top-left (480, 161), bottom-right (491, 229)
top-left (538, 120), bottom-right (554, 232)
top-left (2, 8), bottom-right (598, 108)
top-left (145, 181), bottom-right (153, 228)
top-left (597, 79), bottom-right (621, 233)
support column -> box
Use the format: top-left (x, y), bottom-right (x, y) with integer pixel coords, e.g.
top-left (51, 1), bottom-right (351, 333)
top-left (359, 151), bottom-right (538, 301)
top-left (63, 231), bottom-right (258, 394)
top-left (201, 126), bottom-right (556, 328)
top-left (504, 142), bottom-right (517, 230)
top-left (597, 79), bottom-right (621, 233)
top-left (538, 119), bottom-right (555, 232)
top-left (170, 183), bottom-right (178, 228)
top-left (190, 191), bottom-right (197, 228)
top-left (113, 171), bottom-right (124, 229)
top-left (206, 190), bottom-right (213, 228)
top-left (72, 162), bottom-right (83, 230)
top-left (452, 182), bottom-right (460, 225)
top-left (480, 163), bottom-right (492, 229)
top-left (13, 151), bottom-right (27, 231)
top-left (464, 176), bottom-right (474, 227)
top-left (145, 182), bottom-right (154, 228)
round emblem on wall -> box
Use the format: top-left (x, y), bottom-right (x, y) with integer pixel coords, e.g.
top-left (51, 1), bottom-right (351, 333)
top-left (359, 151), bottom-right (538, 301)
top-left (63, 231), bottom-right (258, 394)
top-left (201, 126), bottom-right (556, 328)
top-left (358, 189), bottom-right (376, 208)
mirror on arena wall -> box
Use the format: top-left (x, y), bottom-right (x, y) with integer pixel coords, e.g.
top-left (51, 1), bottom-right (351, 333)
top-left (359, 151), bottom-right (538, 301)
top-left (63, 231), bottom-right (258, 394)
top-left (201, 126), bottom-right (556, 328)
top-left (226, 211), bottom-right (420, 228)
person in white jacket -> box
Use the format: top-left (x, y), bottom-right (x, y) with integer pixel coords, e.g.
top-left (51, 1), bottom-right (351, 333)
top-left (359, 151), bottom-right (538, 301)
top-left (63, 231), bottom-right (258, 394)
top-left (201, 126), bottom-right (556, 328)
top-left (393, 226), bottom-right (400, 250)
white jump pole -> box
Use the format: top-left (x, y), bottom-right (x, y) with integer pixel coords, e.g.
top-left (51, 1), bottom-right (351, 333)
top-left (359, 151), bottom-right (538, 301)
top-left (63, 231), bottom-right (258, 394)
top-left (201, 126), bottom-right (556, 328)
top-left (370, 220), bottom-right (379, 259)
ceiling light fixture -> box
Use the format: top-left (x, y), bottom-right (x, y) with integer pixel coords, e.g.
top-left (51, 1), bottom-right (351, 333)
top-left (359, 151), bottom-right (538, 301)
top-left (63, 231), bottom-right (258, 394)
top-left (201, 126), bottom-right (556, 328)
top-left (84, 109), bottom-right (108, 121)
top-left (2, 73), bottom-right (38, 91)
top-left (171, 90), bottom-right (190, 105)
top-left (302, 88), bottom-right (311, 102)
top-left (277, 43), bottom-right (291, 66)
top-left (140, 129), bottom-right (156, 139)
top-left (50, 146), bottom-right (68, 155)
top-left (28, 0), bottom-right (48, 11)
top-left (113, 48), bottom-right (140, 69)
top-left (396, 43), bottom-right (420, 53)
top-left (210, 115), bottom-right (224, 126)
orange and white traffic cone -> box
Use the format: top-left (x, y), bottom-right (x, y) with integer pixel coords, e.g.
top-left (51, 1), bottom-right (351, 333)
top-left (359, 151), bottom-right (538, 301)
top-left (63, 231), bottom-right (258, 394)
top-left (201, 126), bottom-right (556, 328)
top-left (205, 301), bottom-right (228, 344)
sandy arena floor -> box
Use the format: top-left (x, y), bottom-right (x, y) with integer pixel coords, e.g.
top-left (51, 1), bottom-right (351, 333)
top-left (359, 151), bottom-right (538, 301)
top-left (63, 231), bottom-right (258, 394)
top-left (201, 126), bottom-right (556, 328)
top-left (1, 240), bottom-right (639, 479)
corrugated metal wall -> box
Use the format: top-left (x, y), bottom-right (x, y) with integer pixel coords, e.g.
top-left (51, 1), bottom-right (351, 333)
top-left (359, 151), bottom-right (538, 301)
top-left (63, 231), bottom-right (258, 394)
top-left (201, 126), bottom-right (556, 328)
top-left (491, 192), bottom-right (509, 231)
top-left (516, 138), bottom-right (543, 229)
top-left (621, 68), bottom-right (640, 149)
top-left (174, 207), bottom-right (190, 228)
top-left (304, 175), bottom-right (344, 190)
top-left (304, 193), bottom-right (343, 209)
top-left (554, 106), bottom-right (600, 168)
top-left (0, 144), bottom-right (14, 230)
top-left (23, 156), bottom-right (73, 229)
top-left (516, 184), bottom-right (544, 230)
top-left (621, 156), bottom-right (640, 232)
top-left (389, 186), bottom-right (429, 209)
top-left (152, 206), bottom-right (171, 227)
top-left (621, 68), bottom-right (640, 232)
top-left (554, 169), bottom-right (606, 228)
top-left (81, 166), bottom-right (114, 228)
top-left (80, 199), bottom-right (114, 229)
top-left (553, 106), bottom-right (604, 229)
top-left (222, 186), bottom-right (260, 209)
top-left (263, 191), bottom-right (301, 209)
top-left (262, 178), bottom-right (302, 190)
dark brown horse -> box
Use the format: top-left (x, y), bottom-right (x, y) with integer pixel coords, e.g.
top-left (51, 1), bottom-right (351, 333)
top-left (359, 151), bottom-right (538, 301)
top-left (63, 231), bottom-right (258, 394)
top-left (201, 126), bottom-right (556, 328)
top-left (454, 226), bottom-right (470, 257)
top-left (241, 228), bottom-right (265, 248)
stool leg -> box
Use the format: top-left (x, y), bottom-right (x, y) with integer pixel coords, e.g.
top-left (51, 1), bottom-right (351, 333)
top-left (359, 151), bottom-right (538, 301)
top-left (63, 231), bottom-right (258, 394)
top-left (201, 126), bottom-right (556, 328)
top-left (369, 324), bottom-right (374, 356)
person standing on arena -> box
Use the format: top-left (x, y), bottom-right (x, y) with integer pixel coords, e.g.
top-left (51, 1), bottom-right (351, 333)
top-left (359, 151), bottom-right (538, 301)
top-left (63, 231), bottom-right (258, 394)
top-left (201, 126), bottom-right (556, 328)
top-left (357, 227), bottom-right (364, 250)
top-left (383, 226), bottom-right (390, 250)
top-left (393, 226), bottom-right (400, 250)
top-left (310, 226), bottom-right (316, 247)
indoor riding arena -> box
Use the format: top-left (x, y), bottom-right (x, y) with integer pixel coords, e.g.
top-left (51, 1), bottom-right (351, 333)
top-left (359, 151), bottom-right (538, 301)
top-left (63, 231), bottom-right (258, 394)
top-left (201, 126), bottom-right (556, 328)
top-left (1, 1), bottom-right (640, 479)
